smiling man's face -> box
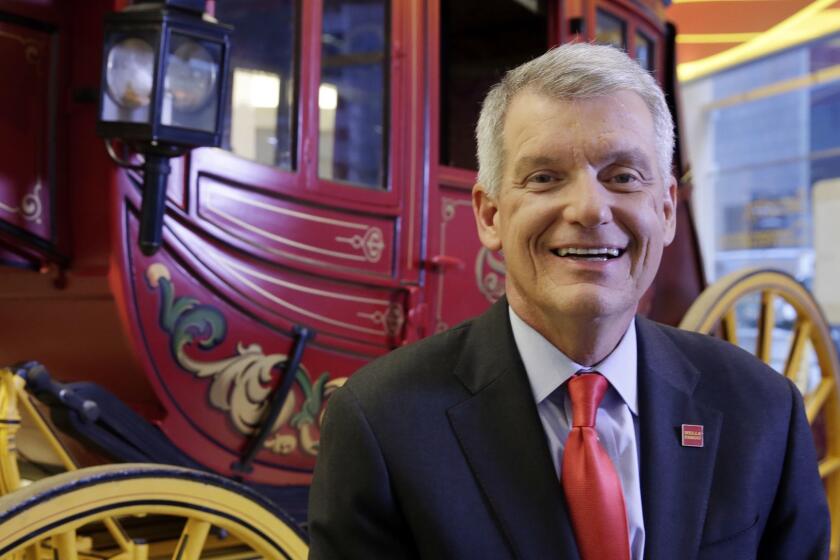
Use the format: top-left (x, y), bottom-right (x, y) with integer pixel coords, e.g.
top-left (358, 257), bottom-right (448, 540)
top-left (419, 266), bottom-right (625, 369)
top-left (473, 89), bottom-right (677, 333)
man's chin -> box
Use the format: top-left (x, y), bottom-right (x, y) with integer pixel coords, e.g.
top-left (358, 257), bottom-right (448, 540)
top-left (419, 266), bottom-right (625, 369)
top-left (545, 290), bottom-right (634, 321)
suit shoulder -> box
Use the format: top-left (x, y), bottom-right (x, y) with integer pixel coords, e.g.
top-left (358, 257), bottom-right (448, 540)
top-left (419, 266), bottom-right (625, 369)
top-left (646, 319), bottom-right (795, 400)
top-left (342, 319), bottom-right (473, 397)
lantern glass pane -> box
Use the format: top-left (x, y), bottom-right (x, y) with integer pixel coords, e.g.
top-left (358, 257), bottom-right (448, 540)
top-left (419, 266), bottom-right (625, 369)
top-left (161, 32), bottom-right (222, 132)
top-left (319, 0), bottom-right (389, 189)
top-left (101, 33), bottom-right (157, 124)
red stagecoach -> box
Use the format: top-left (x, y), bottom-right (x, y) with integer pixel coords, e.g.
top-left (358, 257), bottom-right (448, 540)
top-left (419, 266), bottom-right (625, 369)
top-left (0, 0), bottom-right (835, 558)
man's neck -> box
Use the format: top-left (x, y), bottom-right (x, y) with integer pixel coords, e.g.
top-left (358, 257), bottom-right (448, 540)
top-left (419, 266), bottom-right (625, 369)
top-left (508, 300), bottom-right (636, 367)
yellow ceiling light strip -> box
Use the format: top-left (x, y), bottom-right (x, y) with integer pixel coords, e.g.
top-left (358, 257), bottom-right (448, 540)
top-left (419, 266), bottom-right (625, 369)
top-left (676, 32), bottom-right (762, 43)
top-left (678, 0), bottom-right (840, 82)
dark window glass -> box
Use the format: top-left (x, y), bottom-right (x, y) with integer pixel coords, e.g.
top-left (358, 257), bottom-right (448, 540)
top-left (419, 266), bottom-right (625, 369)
top-left (319, 0), bottom-right (389, 189)
top-left (216, 0), bottom-right (297, 169)
top-left (635, 31), bottom-right (654, 71)
top-left (595, 9), bottom-right (626, 50)
top-left (440, 0), bottom-right (549, 170)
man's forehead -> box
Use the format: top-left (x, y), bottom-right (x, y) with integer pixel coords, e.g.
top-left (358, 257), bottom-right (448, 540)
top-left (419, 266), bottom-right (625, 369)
top-left (504, 89), bottom-right (652, 127)
top-left (502, 90), bottom-right (655, 144)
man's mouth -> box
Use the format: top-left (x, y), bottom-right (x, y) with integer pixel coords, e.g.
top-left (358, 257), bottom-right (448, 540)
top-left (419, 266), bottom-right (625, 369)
top-left (551, 247), bottom-right (626, 261)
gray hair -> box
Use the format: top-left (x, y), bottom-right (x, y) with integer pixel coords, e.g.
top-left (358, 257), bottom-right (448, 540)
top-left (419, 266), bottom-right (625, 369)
top-left (475, 43), bottom-right (674, 197)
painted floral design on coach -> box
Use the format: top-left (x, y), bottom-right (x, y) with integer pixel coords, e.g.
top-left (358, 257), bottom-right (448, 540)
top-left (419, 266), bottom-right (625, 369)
top-left (145, 263), bottom-right (346, 456)
top-left (475, 247), bottom-right (506, 303)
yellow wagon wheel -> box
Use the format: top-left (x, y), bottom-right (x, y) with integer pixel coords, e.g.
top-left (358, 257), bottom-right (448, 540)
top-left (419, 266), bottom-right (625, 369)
top-left (679, 267), bottom-right (840, 557)
top-left (0, 463), bottom-right (308, 559)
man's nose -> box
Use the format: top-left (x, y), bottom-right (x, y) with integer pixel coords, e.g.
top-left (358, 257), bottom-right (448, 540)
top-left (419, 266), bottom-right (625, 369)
top-left (562, 172), bottom-right (613, 228)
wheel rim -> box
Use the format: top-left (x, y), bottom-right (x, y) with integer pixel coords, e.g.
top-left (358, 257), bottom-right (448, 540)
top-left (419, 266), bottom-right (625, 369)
top-left (680, 267), bottom-right (840, 558)
top-left (0, 463), bottom-right (308, 559)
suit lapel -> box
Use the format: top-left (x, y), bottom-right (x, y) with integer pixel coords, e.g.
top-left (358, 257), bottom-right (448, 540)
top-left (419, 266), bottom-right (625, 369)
top-left (636, 318), bottom-right (722, 560)
top-left (447, 299), bottom-right (580, 560)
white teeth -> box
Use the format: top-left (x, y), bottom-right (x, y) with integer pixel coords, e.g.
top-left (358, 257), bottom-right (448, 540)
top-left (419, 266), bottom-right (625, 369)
top-left (556, 247), bottom-right (621, 257)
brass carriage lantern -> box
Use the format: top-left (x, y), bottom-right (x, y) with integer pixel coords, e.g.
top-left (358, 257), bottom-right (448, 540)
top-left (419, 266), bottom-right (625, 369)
top-left (97, 0), bottom-right (232, 255)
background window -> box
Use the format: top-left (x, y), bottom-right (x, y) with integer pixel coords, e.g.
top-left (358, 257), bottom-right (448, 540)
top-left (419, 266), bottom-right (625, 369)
top-left (595, 9), bottom-right (626, 50)
top-left (440, 0), bottom-right (549, 170)
top-left (635, 31), bottom-right (654, 71)
top-left (216, 0), bottom-right (298, 169)
top-left (319, 0), bottom-right (389, 189)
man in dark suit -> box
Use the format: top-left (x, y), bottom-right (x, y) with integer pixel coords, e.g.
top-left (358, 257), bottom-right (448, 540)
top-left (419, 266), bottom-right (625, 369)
top-left (308, 43), bottom-right (829, 559)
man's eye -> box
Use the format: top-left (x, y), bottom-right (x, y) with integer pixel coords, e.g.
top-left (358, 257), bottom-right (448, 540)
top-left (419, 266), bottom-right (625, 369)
top-left (527, 172), bottom-right (558, 184)
top-left (609, 172), bottom-right (640, 185)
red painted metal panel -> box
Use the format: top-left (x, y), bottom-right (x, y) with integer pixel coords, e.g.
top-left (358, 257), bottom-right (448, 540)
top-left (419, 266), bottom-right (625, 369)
top-left (167, 215), bottom-right (406, 351)
top-left (429, 184), bottom-right (505, 334)
top-left (0, 17), bottom-right (53, 244)
top-left (196, 174), bottom-right (396, 278)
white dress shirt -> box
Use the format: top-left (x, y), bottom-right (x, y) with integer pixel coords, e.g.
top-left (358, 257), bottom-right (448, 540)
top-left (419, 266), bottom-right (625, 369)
top-left (509, 307), bottom-right (645, 560)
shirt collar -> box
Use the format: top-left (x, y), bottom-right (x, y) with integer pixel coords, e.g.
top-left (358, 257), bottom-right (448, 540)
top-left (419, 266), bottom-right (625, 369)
top-left (508, 306), bottom-right (638, 415)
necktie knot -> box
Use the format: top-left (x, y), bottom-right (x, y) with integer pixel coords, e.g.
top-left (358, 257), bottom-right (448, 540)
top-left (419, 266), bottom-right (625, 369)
top-left (568, 372), bottom-right (608, 427)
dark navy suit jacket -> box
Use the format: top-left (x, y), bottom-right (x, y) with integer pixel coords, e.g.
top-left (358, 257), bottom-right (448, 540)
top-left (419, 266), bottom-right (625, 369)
top-left (308, 298), bottom-right (829, 559)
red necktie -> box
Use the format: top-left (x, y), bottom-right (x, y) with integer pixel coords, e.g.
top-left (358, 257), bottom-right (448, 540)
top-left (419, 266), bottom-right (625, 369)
top-left (561, 372), bottom-right (631, 560)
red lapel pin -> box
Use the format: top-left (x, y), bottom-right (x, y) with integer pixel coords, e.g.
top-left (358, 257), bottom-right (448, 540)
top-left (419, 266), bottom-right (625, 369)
top-left (681, 424), bottom-right (704, 447)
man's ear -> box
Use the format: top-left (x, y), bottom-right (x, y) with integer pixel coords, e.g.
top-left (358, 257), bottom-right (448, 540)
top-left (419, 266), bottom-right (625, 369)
top-left (663, 174), bottom-right (678, 246)
top-left (473, 183), bottom-right (502, 251)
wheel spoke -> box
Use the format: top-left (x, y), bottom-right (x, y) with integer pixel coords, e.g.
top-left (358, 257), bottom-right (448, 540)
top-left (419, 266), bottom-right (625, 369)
top-left (757, 291), bottom-right (776, 364)
top-left (784, 319), bottom-right (812, 382)
top-left (820, 456), bottom-right (840, 479)
top-left (54, 530), bottom-right (79, 560)
top-left (721, 308), bottom-right (739, 346)
top-left (171, 518), bottom-right (212, 560)
top-left (102, 517), bottom-right (133, 553)
top-left (806, 377), bottom-right (836, 423)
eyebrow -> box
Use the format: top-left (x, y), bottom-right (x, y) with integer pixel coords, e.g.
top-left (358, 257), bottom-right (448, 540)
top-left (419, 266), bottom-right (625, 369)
top-left (511, 156), bottom-right (566, 178)
top-left (598, 148), bottom-right (654, 172)
top-left (510, 148), bottom-right (656, 178)
top-left (513, 147), bottom-right (654, 179)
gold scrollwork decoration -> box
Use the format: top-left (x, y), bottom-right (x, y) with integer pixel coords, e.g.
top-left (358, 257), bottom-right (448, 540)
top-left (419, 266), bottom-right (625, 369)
top-left (442, 200), bottom-right (456, 222)
top-left (145, 263), bottom-right (346, 457)
top-left (0, 29), bottom-right (42, 65)
top-left (357, 303), bottom-right (405, 337)
top-left (475, 247), bottom-right (506, 303)
top-left (335, 226), bottom-right (386, 262)
top-left (0, 184), bottom-right (43, 224)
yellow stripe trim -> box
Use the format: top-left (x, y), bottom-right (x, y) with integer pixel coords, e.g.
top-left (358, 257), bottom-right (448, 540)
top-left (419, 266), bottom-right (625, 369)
top-left (676, 33), bottom-right (762, 44)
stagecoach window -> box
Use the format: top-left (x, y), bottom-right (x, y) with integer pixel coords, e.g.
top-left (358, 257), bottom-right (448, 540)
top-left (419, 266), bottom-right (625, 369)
top-left (440, 0), bottom-right (549, 170)
top-left (595, 9), bottom-right (626, 50)
top-left (319, 0), bottom-right (389, 189)
top-left (216, 0), bottom-right (298, 169)
top-left (636, 31), bottom-right (654, 71)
